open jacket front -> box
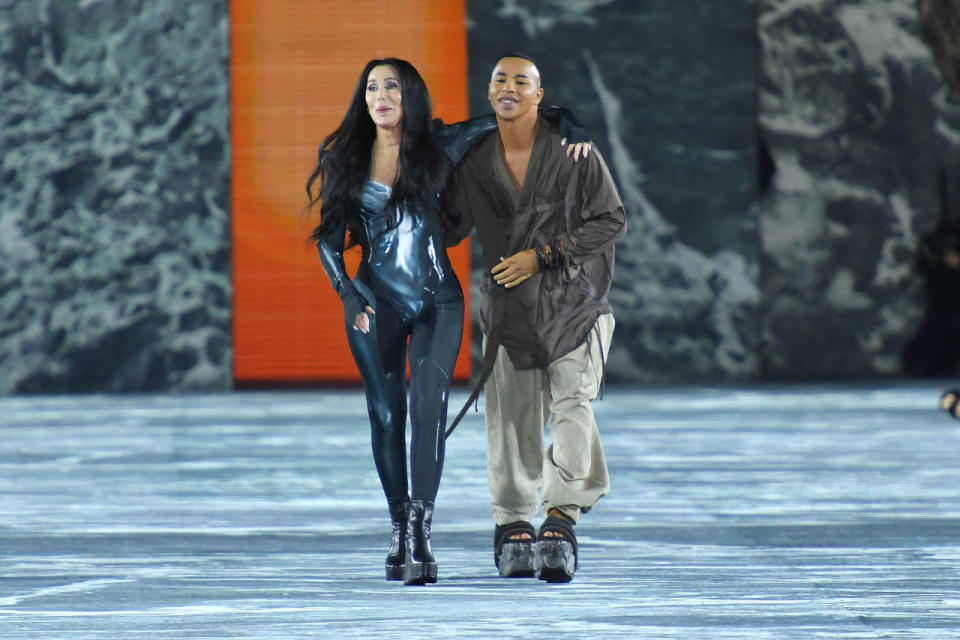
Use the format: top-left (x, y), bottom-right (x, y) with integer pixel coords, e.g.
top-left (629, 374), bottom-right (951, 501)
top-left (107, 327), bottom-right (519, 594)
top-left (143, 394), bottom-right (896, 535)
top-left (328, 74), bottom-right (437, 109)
top-left (449, 117), bottom-right (627, 369)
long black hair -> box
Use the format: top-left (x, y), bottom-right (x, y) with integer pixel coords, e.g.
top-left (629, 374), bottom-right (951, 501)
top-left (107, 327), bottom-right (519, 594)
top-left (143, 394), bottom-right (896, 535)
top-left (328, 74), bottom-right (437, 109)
top-left (306, 58), bottom-right (450, 246)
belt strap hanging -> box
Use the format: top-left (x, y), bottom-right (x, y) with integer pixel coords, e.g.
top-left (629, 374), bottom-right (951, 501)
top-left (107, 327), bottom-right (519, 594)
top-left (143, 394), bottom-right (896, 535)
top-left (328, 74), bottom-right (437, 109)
top-left (444, 332), bottom-right (500, 439)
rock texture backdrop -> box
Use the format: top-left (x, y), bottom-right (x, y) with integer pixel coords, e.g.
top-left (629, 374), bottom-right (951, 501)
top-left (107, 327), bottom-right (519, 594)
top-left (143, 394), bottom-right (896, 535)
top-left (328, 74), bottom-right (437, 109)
top-left (0, 0), bottom-right (230, 392)
top-left (466, 0), bottom-right (960, 382)
top-left (757, 0), bottom-right (960, 378)
top-left (466, 0), bottom-right (761, 382)
top-left (0, 1), bottom-right (956, 392)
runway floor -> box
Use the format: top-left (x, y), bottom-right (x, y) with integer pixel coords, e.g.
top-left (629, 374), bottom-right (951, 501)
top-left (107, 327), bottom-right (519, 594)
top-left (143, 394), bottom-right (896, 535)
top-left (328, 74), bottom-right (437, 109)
top-left (0, 383), bottom-right (959, 638)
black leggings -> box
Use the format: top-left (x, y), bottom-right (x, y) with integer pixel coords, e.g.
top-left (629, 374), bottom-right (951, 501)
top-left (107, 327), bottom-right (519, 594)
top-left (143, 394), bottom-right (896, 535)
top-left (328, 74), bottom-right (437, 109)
top-left (345, 284), bottom-right (464, 503)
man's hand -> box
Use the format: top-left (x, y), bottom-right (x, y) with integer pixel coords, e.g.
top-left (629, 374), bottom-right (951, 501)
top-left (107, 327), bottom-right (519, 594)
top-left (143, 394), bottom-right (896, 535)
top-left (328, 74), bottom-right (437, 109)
top-left (560, 138), bottom-right (592, 161)
top-left (492, 249), bottom-right (538, 288)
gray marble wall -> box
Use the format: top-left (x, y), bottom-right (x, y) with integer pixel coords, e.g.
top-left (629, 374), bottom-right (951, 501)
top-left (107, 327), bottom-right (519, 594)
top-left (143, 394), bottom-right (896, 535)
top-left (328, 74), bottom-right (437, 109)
top-left (466, 0), bottom-right (762, 382)
top-left (1, 1), bottom-right (954, 392)
top-left (0, 0), bottom-right (231, 392)
top-left (757, 0), bottom-right (960, 379)
top-left (466, 0), bottom-right (959, 383)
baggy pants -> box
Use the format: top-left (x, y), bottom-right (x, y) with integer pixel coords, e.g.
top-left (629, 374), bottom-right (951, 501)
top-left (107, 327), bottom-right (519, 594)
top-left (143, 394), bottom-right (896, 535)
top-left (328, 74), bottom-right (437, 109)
top-left (482, 313), bottom-right (614, 525)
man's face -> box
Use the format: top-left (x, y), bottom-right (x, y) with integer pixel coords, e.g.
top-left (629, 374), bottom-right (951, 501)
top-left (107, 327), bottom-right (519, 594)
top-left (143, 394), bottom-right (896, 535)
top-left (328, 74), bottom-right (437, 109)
top-left (488, 57), bottom-right (543, 120)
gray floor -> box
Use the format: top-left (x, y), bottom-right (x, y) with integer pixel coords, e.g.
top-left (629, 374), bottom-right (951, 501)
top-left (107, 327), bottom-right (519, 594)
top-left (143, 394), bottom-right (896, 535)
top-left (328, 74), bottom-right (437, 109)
top-left (0, 383), bottom-right (959, 639)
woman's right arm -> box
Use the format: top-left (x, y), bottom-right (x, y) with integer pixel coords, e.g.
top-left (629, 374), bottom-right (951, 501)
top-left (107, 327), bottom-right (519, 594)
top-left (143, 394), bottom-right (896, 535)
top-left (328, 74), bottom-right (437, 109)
top-left (433, 105), bottom-right (592, 166)
top-left (432, 114), bottom-right (499, 166)
top-left (316, 216), bottom-right (372, 332)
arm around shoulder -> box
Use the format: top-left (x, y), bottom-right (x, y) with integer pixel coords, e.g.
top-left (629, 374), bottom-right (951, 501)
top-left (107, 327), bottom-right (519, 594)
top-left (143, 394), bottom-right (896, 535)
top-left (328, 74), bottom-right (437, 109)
top-left (557, 149), bottom-right (627, 263)
top-left (433, 113), bottom-right (498, 166)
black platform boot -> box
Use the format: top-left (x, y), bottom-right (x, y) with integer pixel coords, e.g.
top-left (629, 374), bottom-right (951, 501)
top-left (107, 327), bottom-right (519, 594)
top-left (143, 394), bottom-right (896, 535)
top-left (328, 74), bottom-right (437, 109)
top-left (403, 499), bottom-right (437, 585)
top-left (385, 498), bottom-right (410, 581)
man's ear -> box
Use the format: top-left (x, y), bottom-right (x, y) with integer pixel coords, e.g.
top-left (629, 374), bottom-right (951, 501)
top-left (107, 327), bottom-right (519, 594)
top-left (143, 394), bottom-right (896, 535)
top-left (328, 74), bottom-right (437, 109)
top-left (535, 87), bottom-right (544, 104)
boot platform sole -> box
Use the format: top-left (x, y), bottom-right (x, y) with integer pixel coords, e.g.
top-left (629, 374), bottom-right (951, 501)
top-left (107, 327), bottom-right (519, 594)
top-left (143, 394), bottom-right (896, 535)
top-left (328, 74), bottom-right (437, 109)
top-left (385, 563), bottom-right (403, 581)
top-left (403, 560), bottom-right (438, 585)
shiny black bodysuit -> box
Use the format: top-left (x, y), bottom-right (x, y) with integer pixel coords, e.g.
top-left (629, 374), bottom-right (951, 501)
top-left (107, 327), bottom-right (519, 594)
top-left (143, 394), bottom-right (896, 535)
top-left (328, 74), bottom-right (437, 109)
top-left (317, 180), bottom-right (465, 503)
top-left (315, 109), bottom-right (585, 505)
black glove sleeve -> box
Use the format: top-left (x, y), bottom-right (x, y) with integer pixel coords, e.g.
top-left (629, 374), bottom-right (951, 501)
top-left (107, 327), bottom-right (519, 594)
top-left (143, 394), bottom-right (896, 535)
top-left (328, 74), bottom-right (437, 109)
top-left (339, 288), bottom-right (367, 324)
top-left (432, 113), bottom-right (498, 166)
top-left (316, 215), bottom-right (368, 322)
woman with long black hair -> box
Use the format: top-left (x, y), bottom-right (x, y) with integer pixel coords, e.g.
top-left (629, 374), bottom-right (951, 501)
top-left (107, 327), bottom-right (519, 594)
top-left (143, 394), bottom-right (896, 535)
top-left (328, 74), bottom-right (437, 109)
top-left (306, 57), bottom-right (587, 584)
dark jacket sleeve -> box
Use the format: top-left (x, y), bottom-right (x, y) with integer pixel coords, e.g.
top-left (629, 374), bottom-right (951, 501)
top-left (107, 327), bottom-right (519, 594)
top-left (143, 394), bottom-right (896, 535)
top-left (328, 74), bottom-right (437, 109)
top-left (432, 114), bottom-right (498, 166)
top-left (557, 149), bottom-right (626, 264)
top-left (433, 105), bottom-right (589, 167)
top-left (316, 216), bottom-right (366, 319)
top-left (445, 163), bottom-right (476, 248)
top-left (539, 105), bottom-right (590, 144)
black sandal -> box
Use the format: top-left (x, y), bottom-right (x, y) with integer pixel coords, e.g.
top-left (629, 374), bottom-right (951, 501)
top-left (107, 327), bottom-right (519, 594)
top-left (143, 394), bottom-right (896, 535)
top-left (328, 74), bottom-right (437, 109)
top-left (941, 389), bottom-right (960, 419)
top-left (493, 521), bottom-right (536, 578)
top-left (536, 514), bottom-right (577, 583)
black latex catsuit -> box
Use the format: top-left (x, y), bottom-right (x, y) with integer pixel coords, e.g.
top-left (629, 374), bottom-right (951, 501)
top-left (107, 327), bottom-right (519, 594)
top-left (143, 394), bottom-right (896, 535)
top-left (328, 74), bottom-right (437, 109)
top-left (316, 109), bottom-right (585, 505)
top-left (317, 183), bottom-right (464, 504)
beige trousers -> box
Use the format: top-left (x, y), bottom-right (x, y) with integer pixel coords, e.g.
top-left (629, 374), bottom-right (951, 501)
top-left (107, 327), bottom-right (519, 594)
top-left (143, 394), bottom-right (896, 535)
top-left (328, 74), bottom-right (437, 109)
top-left (482, 313), bottom-right (614, 525)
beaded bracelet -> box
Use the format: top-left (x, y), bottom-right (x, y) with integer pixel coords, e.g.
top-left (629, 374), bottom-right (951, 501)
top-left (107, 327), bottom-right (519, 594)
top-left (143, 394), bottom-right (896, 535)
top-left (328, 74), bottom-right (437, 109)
top-left (542, 243), bottom-right (553, 269)
top-left (549, 240), bottom-right (564, 269)
top-left (534, 245), bottom-right (547, 271)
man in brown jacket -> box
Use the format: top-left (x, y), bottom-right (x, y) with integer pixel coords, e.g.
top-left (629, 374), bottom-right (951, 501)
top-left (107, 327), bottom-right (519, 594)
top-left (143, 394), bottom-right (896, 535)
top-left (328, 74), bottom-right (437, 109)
top-left (448, 55), bottom-right (626, 582)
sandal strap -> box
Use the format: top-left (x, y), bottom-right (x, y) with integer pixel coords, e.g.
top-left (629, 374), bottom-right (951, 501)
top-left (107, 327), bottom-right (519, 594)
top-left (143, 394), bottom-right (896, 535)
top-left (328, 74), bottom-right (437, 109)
top-left (538, 514), bottom-right (577, 554)
top-left (494, 521), bottom-right (536, 551)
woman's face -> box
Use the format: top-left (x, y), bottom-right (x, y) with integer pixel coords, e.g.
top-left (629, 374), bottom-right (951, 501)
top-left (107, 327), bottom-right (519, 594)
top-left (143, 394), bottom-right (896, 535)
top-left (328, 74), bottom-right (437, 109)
top-left (366, 65), bottom-right (403, 130)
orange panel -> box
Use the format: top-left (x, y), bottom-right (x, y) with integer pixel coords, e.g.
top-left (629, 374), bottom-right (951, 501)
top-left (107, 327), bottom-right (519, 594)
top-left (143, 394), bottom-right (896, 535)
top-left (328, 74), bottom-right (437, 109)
top-left (231, 0), bottom-right (470, 384)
